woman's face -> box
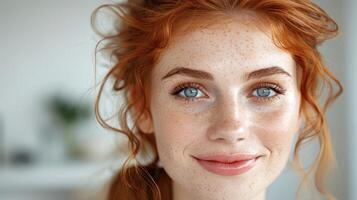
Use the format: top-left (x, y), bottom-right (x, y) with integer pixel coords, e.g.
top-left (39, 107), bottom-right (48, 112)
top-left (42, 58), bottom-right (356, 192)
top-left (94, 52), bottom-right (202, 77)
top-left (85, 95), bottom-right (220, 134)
top-left (141, 14), bottom-right (301, 200)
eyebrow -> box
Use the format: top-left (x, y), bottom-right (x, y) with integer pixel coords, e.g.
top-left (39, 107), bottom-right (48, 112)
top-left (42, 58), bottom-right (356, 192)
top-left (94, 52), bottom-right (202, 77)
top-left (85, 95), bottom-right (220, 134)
top-left (161, 66), bottom-right (291, 81)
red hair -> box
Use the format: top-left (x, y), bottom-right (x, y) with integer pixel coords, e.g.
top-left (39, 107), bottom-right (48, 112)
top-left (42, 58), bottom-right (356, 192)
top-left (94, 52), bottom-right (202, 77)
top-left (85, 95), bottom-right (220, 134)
top-left (91, 0), bottom-right (343, 199)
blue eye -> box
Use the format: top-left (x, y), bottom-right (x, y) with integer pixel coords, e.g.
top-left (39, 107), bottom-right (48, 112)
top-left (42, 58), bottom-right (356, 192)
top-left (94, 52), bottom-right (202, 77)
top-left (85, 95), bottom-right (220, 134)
top-left (171, 82), bottom-right (206, 102)
top-left (177, 87), bottom-right (205, 98)
top-left (252, 87), bottom-right (277, 97)
top-left (250, 82), bottom-right (286, 103)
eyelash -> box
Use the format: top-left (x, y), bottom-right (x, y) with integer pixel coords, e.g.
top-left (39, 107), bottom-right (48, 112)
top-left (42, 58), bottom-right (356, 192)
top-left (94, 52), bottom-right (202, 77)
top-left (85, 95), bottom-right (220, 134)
top-left (170, 82), bottom-right (286, 104)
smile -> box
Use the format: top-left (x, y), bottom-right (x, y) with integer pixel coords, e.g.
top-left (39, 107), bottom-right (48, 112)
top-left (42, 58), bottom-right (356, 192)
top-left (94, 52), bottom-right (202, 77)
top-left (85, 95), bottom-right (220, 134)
top-left (192, 154), bottom-right (261, 176)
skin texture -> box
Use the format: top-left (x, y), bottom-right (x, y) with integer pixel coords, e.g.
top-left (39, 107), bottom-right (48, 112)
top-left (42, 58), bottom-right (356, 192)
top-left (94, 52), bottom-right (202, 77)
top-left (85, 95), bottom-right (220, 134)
top-left (139, 13), bottom-right (302, 200)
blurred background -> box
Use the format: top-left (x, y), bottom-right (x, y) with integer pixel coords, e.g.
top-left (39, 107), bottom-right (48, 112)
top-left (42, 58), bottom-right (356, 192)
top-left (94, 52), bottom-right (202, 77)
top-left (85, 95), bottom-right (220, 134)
top-left (0, 0), bottom-right (355, 200)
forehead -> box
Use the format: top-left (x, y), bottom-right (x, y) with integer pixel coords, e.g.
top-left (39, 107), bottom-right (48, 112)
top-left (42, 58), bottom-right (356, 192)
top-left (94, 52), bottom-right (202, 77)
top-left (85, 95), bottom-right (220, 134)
top-left (154, 13), bottom-right (295, 80)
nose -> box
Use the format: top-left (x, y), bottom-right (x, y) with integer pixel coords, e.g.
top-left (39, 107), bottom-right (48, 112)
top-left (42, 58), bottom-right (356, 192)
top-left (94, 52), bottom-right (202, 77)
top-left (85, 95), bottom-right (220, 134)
top-left (207, 93), bottom-right (248, 144)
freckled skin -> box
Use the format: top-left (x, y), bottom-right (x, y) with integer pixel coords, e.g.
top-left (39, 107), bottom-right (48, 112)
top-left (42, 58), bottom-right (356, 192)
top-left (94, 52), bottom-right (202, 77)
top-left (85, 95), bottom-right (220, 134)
top-left (142, 13), bottom-right (301, 200)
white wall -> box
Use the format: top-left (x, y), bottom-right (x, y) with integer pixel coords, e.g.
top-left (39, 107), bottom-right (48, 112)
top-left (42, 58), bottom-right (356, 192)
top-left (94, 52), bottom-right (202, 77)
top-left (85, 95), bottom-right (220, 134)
top-left (0, 1), bottom-right (117, 199)
top-left (0, 0), bottom-right (112, 161)
top-left (343, 0), bottom-right (357, 199)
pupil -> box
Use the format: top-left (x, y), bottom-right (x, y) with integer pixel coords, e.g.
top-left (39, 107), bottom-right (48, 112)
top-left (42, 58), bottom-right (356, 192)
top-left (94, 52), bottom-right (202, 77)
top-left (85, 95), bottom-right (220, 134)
top-left (257, 88), bottom-right (270, 97)
top-left (184, 88), bottom-right (198, 97)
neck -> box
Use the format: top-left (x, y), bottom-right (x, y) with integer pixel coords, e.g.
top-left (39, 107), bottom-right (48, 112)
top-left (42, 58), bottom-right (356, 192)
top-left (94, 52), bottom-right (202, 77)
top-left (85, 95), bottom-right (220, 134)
top-left (172, 181), bottom-right (266, 200)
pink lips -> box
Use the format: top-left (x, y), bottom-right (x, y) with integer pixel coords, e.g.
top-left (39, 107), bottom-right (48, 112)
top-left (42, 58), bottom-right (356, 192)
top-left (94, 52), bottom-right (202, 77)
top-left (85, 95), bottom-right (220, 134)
top-left (193, 153), bottom-right (260, 176)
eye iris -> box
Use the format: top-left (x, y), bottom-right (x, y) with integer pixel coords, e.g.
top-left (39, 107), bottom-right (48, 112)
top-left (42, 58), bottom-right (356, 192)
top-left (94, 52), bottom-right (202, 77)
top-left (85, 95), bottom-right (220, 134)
top-left (184, 87), bottom-right (198, 97)
top-left (257, 87), bottom-right (271, 97)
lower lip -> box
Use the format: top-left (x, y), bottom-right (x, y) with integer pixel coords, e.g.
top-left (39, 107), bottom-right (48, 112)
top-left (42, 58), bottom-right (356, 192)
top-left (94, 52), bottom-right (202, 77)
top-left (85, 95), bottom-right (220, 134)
top-left (194, 157), bottom-right (259, 176)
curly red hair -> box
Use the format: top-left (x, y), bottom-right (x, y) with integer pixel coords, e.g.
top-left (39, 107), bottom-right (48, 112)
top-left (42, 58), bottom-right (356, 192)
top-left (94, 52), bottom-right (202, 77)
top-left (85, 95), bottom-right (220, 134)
top-left (91, 0), bottom-right (343, 199)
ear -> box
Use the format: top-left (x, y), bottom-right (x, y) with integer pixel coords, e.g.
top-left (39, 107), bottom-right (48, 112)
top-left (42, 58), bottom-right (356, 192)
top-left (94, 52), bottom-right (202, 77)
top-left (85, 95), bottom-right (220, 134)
top-left (136, 109), bottom-right (154, 134)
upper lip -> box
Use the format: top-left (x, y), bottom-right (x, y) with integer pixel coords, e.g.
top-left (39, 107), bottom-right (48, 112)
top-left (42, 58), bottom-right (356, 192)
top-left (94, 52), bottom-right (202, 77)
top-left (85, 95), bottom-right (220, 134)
top-left (193, 153), bottom-right (261, 163)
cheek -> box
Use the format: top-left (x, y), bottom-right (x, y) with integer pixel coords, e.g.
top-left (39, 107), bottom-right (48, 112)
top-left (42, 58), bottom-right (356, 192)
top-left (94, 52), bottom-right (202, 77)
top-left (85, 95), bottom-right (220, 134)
top-left (250, 100), bottom-right (300, 166)
top-left (150, 96), bottom-right (201, 161)
top-left (245, 102), bottom-right (300, 187)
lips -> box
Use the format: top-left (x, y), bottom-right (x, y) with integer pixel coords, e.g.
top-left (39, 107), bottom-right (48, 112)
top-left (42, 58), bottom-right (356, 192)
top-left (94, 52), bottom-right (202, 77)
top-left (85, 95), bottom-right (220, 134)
top-left (192, 153), bottom-right (261, 176)
top-left (193, 153), bottom-right (260, 163)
